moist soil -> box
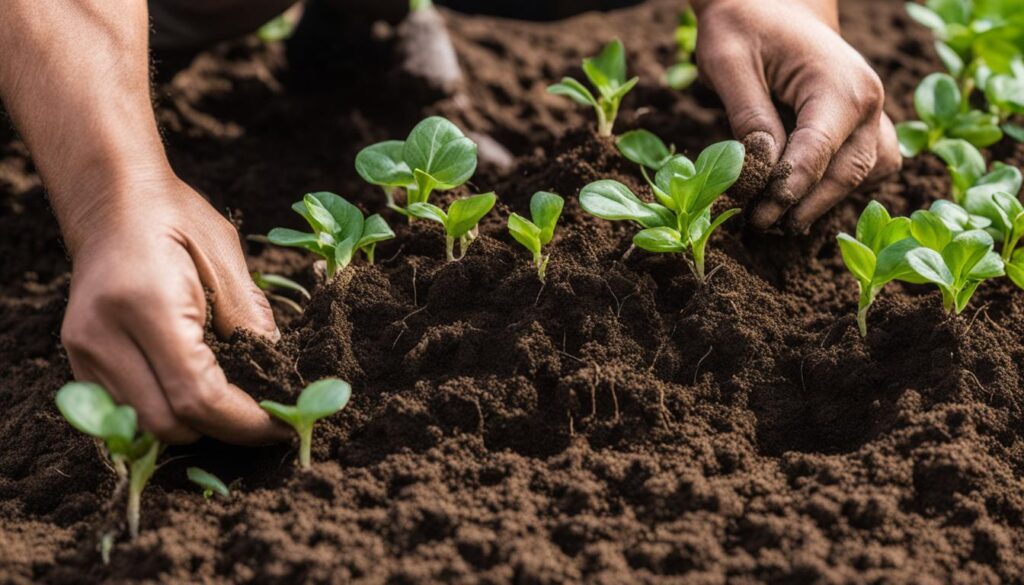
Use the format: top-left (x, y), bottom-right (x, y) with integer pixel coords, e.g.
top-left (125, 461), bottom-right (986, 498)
top-left (3, 1), bottom-right (1024, 583)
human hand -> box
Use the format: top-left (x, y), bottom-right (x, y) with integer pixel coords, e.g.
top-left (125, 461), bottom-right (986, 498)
top-left (691, 0), bottom-right (901, 232)
top-left (59, 175), bottom-right (290, 445)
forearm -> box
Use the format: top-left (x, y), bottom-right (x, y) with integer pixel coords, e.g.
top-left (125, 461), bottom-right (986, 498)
top-left (690, 0), bottom-right (839, 30)
top-left (0, 0), bottom-right (172, 254)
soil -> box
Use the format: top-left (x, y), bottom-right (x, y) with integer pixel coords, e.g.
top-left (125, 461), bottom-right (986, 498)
top-left (3, 0), bottom-right (1024, 583)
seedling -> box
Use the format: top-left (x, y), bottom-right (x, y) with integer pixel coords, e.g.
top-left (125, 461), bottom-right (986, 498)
top-left (931, 138), bottom-right (1022, 203)
top-left (665, 8), bottom-right (699, 90)
top-left (508, 192), bottom-right (564, 281)
top-left (355, 117), bottom-right (478, 214)
top-left (268, 192), bottom-right (395, 278)
top-left (963, 184), bottom-right (1024, 260)
top-left (253, 271), bottom-right (310, 315)
top-left (580, 140), bottom-right (744, 282)
top-left (187, 467), bottom-right (230, 500)
top-left (55, 383), bottom-right (162, 540)
top-left (408, 193), bottom-right (498, 261)
top-left (981, 58), bottom-right (1024, 141)
top-left (837, 201), bottom-right (917, 336)
top-left (260, 379), bottom-right (352, 470)
top-left (896, 73), bottom-right (1003, 157)
top-left (548, 39), bottom-right (640, 136)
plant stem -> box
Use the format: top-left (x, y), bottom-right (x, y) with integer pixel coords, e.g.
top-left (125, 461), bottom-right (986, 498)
top-left (536, 253), bottom-right (549, 282)
top-left (856, 285), bottom-right (875, 338)
top-left (299, 425), bottom-right (313, 469)
top-left (595, 105), bottom-right (613, 137)
top-left (366, 245), bottom-right (376, 265)
top-left (127, 440), bottom-right (160, 541)
top-left (445, 236), bottom-right (456, 262)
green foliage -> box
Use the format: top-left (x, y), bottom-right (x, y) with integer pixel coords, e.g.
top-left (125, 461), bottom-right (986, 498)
top-left (548, 39), bottom-right (640, 136)
top-left (508, 192), bottom-right (564, 281)
top-left (252, 272), bottom-right (310, 315)
top-left (963, 168), bottom-right (1024, 258)
top-left (55, 383), bottom-right (162, 540)
top-left (904, 219), bottom-right (1005, 314)
top-left (268, 192), bottom-right (395, 278)
top-left (410, 0), bottom-right (433, 10)
top-left (408, 193), bottom-right (498, 261)
top-left (665, 8), bottom-right (699, 90)
top-left (187, 467), bottom-right (230, 500)
top-left (930, 138), bottom-right (1022, 205)
top-left (616, 129), bottom-right (675, 171)
top-left (896, 73), bottom-right (1003, 157)
top-left (355, 117), bottom-right (478, 213)
top-left (981, 57), bottom-right (1024, 140)
top-left (580, 140), bottom-right (745, 281)
top-left (260, 379), bottom-right (352, 469)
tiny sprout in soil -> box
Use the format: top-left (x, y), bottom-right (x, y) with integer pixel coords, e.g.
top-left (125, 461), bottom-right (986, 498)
top-left (930, 138), bottom-right (1021, 202)
top-left (260, 379), bottom-right (352, 470)
top-left (356, 116), bottom-right (478, 214)
top-left (580, 140), bottom-right (744, 282)
top-left (896, 73), bottom-right (1003, 157)
top-left (548, 39), bottom-right (639, 137)
top-left (187, 467), bottom-right (230, 500)
top-left (253, 271), bottom-right (310, 314)
top-left (55, 382), bottom-right (161, 541)
top-left (268, 192), bottom-right (395, 278)
top-left (508, 191), bottom-right (564, 282)
top-left (665, 7), bottom-right (698, 90)
top-left (409, 192), bottom-right (497, 261)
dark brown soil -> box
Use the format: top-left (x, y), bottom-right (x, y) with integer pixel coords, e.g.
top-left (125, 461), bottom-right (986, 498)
top-left (3, 1), bottom-right (1024, 583)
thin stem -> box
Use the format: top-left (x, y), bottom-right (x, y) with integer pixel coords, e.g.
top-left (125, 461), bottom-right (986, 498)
top-left (856, 284), bottom-right (875, 338)
top-left (536, 253), bottom-right (550, 282)
top-left (595, 104), bottom-right (612, 137)
top-left (127, 440), bottom-right (160, 541)
top-left (299, 425), bottom-right (313, 469)
top-left (366, 245), bottom-right (376, 265)
top-left (445, 236), bottom-right (456, 262)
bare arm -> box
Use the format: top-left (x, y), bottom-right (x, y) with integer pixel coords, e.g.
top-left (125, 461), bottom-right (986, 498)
top-left (0, 0), bottom-right (289, 445)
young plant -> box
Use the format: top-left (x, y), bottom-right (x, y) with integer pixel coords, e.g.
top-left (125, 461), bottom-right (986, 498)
top-left (964, 184), bottom-right (1024, 260)
top-left (187, 467), bottom-right (230, 500)
top-left (268, 192), bottom-right (395, 278)
top-left (579, 140), bottom-right (744, 282)
top-left (836, 201), bottom-right (917, 337)
top-left (981, 58), bottom-right (1024, 141)
top-left (508, 192), bottom-right (564, 281)
top-left (55, 383), bottom-right (162, 540)
top-left (408, 193), bottom-right (498, 261)
top-left (252, 271), bottom-right (310, 315)
top-left (931, 138), bottom-right (1022, 203)
top-left (260, 379), bottom-right (352, 470)
top-left (548, 39), bottom-right (640, 137)
top-left (896, 73), bottom-right (1003, 157)
top-left (665, 8), bottom-right (699, 90)
top-left (355, 117), bottom-right (478, 214)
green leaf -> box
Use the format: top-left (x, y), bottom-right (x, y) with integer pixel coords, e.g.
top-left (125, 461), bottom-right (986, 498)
top-left (666, 63), bottom-right (698, 90)
top-left (932, 138), bottom-right (986, 199)
top-left (308, 193), bottom-right (365, 243)
top-left (880, 216), bottom-right (914, 248)
top-left (948, 110), bottom-right (1004, 147)
top-left (968, 250), bottom-right (1005, 279)
top-left (693, 208), bottom-right (741, 255)
top-left (684, 141), bottom-right (745, 214)
top-left (905, 247), bottom-right (955, 287)
top-left (357, 214), bottom-right (396, 249)
top-left (1006, 249), bottom-right (1024, 288)
top-left (1003, 122), bottom-right (1024, 142)
top-left (446, 193), bottom-right (497, 238)
top-left (268, 228), bottom-right (321, 253)
top-left (579, 180), bottom-right (675, 228)
top-left (942, 229), bottom-right (996, 282)
top-left (403, 117), bottom-right (478, 192)
top-left (583, 39), bottom-right (628, 97)
top-left (875, 238), bottom-right (922, 284)
top-left (608, 77), bottom-right (640, 102)
top-left (855, 201), bottom-right (892, 252)
top-left (259, 401), bottom-right (301, 428)
top-left (935, 41), bottom-right (965, 77)
top-left (617, 130), bottom-right (673, 170)
top-left (355, 141), bottom-right (414, 188)
top-left (930, 199), bottom-right (989, 231)
top-left (508, 213), bottom-right (542, 256)
top-left (915, 73), bottom-right (962, 128)
top-left (925, 0), bottom-right (970, 25)
top-left (529, 191), bottom-right (564, 246)
top-left (548, 78), bottom-right (599, 107)
top-left (100, 406), bottom-right (138, 455)
top-left (252, 272), bottom-right (310, 299)
top-left (906, 3), bottom-right (948, 33)
top-left (896, 121), bottom-right (931, 157)
top-left (55, 382), bottom-right (119, 439)
top-left (969, 162), bottom-right (1023, 199)
top-left (297, 379), bottom-right (352, 424)
top-left (633, 227), bottom-right (687, 253)
top-left (654, 155), bottom-right (697, 197)
top-left (911, 209), bottom-right (954, 251)
top-left (303, 194), bottom-right (338, 234)
top-left (187, 467), bottom-right (230, 499)
top-left (838, 233), bottom-right (877, 283)
top-left (407, 202), bottom-right (448, 225)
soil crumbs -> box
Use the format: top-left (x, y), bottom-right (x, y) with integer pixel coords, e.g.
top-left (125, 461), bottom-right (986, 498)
top-left (3, 1), bottom-right (1024, 584)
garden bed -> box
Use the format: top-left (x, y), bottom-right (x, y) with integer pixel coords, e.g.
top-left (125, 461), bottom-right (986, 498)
top-left (2, 0), bottom-right (1024, 582)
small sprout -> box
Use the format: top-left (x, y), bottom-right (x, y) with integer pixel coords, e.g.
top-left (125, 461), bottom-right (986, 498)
top-left (253, 271), bottom-right (310, 315)
top-left (356, 117), bottom-right (478, 214)
top-left (508, 192), bottom-right (565, 281)
top-left (836, 201), bottom-right (916, 336)
top-left (580, 140), bottom-right (744, 282)
top-left (260, 379), bottom-right (352, 470)
top-left (665, 8), bottom-right (699, 90)
top-left (187, 467), bottom-right (230, 500)
top-left (963, 186), bottom-right (1024, 261)
top-left (56, 383), bottom-right (162, 541)
top-left (896, 73), bottom-right (1002, 158)
top-left (617, 129), bottom-right (676, 172)
top-left (409, 193), bottom-right (498, 261)
top-left (548, 39), bottom-right (640, 137)
top-left (982, 58), bottom-right (1024, 142)
top-left (268, 192), bottom-right (395, 278)
top-left (931, 138), bottom-right (1022, 204)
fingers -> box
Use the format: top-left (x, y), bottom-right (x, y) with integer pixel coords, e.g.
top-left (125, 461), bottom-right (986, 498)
top-left (864, 113), bottom-right (902, 187)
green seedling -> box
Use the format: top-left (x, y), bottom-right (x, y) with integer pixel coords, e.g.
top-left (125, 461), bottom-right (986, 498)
top-left (931, 138), bottom-right (1022, 203)
top-left (508, 192), bottom-right (564, 281)
top-left (55, 383), bottom-right (162, 541)
top-left (665, 8), bottom-right (699, 90)
top-left (617, 129), bottom-right (676, 172)
top-left (1005, 247), bottom-right (1024, 288)
top-left (260, 379), bottom-right (352, 470)
top-left (268, 192), bottom-right (395, 278)
top-left (580, 140), bottom-right (744, 282)
top-left (548, 39), bottom-right (640, 137)
top-left (903, 209), bottom-right (1005, 314)
top-left (408, 193), bottom-right (497, 261)
top-left (897, 73), bottom-right (1003, 157)
top-left (837, 201), bottom-right (918, 336)
top-left (355, 117), bottom-right (478, 214)
top-left (964, 186), bottom-right (1024, 261)
top-left (253, 271), bottom-right (310, 315)
top-left (187, 467), bottom-right (230, 500)
top-left (981, 57), bottom-right (1024, 141)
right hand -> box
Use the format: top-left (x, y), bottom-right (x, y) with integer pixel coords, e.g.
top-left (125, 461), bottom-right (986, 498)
top-left (60, 175), bottom-right (291, 445)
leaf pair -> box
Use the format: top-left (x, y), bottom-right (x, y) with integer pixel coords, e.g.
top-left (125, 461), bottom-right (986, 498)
top-left (548, 39), bottom-right (640, 136)
top-left (963, 181), bottom-right (1024, 258)
top-left (355, 117), bottom-right (478, 211)
top-left (897, 73), bottom-right (1003, 157)
top-left (981, 57), bottom-right (1024, 141)
top-left (268, 192), bottom-right (395, 278)
top-left (260, 379), bottom-right (352, 469)
top-left (665, 8), bottom-right (699, 90)
top-left (508, 192), bottom-right (564, 281)
top-left (409, 193), bottom-right (498, 261)
top-left (580, 140), bottom-right (745, 281)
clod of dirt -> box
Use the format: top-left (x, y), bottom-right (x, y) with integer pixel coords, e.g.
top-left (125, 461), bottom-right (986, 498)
top-left (733, 131), bottom-right (777, 203)
top-left (767, 159), bottom-right (797, 205)
top-left (396, 6), bottom-right (464, 96)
